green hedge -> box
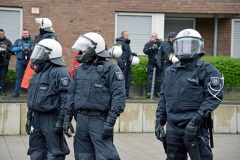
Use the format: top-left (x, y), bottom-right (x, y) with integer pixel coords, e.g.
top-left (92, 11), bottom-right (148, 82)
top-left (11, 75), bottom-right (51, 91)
top-left (132, 56), bottom-right (240, 87)
top-left (6, 56), bottom-right (240, 87)
top-left (6, 69), bottom-right (17, 83)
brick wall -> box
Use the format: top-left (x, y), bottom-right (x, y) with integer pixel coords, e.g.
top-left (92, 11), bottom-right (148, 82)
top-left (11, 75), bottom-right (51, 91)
top-left (1, 0), bottom-right (240, 70)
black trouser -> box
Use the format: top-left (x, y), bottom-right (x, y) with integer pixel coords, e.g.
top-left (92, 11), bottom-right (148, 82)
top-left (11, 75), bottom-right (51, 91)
top-left (74, 112), bottom-right (120, 160)
top-left (0, 64), bottom-right (8, 93)
top-left (27, 111), bottom-right (70, 160)
top-left (165, 122), bottom-right (213, 160)
top-left (121, 62), bottom-right (133, 97)
top-left (146, 63), bottom-right (161, 94)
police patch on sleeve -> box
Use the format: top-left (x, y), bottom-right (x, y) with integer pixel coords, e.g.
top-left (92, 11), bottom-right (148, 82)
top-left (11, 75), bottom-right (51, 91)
top-left (210, 77), bottom-right (219, 86)
top-left (115, 72), bottom-right (124, 80)
top-left (60, 77), bottom-right (69, 86)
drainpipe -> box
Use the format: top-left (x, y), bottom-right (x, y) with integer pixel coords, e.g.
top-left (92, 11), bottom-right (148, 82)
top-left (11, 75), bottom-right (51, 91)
top-left (213, 15), bottom-right (218, 57)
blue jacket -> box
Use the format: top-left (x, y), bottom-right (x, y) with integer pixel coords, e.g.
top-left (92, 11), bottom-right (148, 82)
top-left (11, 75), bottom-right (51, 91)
top-left (115, 37), bottom-right (133, 69)
top-left (65, 60), bottom-right (126, 120)
top-left (11, 36), bottom-right (34, 64)
top-left (156, 40), bottom-right (174, 69)
top-left (156, 57), bottom-right (224, 125)
top-left (34, 32), bottom-right (58, 43)
top-left (27, 62), bottom-right (70, 120)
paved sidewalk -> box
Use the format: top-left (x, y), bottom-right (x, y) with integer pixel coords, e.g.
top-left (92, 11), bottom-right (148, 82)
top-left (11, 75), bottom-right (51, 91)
top-left (0, 133), bottom-right (239, 160)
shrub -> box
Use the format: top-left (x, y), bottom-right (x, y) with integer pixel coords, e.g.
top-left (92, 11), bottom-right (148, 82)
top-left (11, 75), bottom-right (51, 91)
top-left (6, 56), bottom-right (240, 87)
top-left (131, 55), bottom-right (240, 87)
top-left (203, 56), bottom-right (240, 87)
top-left (6, 69), bottom-right (17, 83)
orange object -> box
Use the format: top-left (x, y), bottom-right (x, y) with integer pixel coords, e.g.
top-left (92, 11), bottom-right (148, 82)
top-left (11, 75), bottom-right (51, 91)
top-left (21, 61), bottom-right (35, 89)
top-left (70, 52), bottom-right (81, 77)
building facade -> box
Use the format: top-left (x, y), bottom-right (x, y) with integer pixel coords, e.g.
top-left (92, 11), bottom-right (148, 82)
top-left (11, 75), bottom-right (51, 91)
top-left (0, 0), bottom-right (240, 70)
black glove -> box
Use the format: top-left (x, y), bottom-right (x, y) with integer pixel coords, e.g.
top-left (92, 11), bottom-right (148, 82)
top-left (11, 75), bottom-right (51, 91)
top-left (102, 117), bottom-right (116, 139)
top-left (54, 119), bottom-right (63, 135)
top-left (25, 119), bottom-right (32, 135)
top-left (151, 44), bottom-right (158, 50)
top-left (63, 115), bottom-right (74, 138)
top-left (132, 52), bottom-right (138, 56)
top-left (155, 119), bottom-right (165, 142)
top-left (185, 114), bottom-right (202, 141)
top-left (25, 111), bottom-right (32, 135)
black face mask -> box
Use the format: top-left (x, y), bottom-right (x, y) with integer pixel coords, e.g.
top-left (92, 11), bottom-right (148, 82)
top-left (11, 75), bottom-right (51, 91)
top-left (76, 47), bottom-right (96, 63)
top-left (39, 28), bottom-right (45, 34)
top-left (32, 52), bottom-right (49, 65)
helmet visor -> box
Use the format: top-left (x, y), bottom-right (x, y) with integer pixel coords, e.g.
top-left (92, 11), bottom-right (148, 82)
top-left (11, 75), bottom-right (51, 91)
top-left (31, 44), bottom-right (51, 60)
top-left (173, 37), bottom-right (203, 58)
top-left (71, 36), bottom-right (94, 52)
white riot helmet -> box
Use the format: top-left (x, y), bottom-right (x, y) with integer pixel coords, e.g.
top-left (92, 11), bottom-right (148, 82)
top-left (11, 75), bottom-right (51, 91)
top-left (173, 29), bottom-right (204, 61)
top-left (35, 18), bottom-right (54, 32)
top-left (72, 32), bottom-right (111, 63)
top-left (131, 56), bottom-right (140, 66)
top-left (31, 39), bottom-right (65, 66)
top-left (108, 46), bottom-right (122, 58)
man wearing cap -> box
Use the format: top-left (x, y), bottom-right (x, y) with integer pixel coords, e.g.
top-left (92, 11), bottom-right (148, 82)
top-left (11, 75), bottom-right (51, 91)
top-left (156, 32), bottom-right (178, 91)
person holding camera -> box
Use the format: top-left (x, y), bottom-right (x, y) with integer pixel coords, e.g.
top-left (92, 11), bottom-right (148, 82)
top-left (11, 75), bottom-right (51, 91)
top-left (11, 29), bottom-right (34, 97)
top-left (156, 32), bottom-right (178, 93)
top-left (0, 29), bottom-right (13, 96)
top-left (143, 32), bottom-right (162, 98)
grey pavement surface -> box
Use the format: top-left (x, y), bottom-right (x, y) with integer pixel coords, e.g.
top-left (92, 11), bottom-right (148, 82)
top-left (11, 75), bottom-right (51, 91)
top-left (0, 133), bottom-right (240, 160)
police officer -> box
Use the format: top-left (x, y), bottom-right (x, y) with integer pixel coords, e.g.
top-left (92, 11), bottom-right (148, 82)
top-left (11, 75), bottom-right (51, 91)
top-left (143, 32), bottom-right (162, 98)
top-left (156, 32), bottom-right (178, 91)
top-left (63, 32), bottom-right (125, 160)
top-left (25, 39), bottom-right (71, 159)
top-left (11, 29), bottom-right (34, 97)
top-left (115, 31), bottom-right (137, 98)
top-left (155, 29), bottom-right (224, 160)
top-left (21, 18), bottom-right (59, 90)
top-left (0, 29), bottom-right (12, 96)
top-left (34, 18), bottom-right (58, 43)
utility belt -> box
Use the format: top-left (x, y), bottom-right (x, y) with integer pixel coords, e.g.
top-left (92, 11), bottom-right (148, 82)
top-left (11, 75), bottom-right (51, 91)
top-left (78, 109), bottom-right (107, 117)
top-left (176, 120), bottom-right (208, 129)
top-left (34, 108), bottom-right (59, 115)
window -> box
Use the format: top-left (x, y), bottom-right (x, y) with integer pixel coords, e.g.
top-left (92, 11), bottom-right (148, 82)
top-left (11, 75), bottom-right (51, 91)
top-left (164, 18), bottom-right (195, 40)
top-left (231, 19), bottom-right (240, 58)
top-left (0, 7), bottom-right (22, 43)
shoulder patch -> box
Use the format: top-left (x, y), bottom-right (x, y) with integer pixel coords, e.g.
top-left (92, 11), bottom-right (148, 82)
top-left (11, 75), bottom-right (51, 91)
top-left (115, 72), bottom-right (124, 80)
top-left (60, 77), bottom-right (69, 86)
top-left (210, 77), bottom-right (219, 86)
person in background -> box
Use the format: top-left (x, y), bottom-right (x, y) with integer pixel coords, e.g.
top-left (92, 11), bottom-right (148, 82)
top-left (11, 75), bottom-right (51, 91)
top-left (155, 29), bottom-right (224, 160)
top-left (0, 29), bottom-right (13, 96)
top-left (114, 31), bottom-right (137, 99)
top-left (11, 29), bottom-right (34, 97)
top-left (21, 18), bottom-right (58, 89)
top-left (143, 32), bottom-right (162, 98)
top-left (156, 32), bottom-right (178, 92)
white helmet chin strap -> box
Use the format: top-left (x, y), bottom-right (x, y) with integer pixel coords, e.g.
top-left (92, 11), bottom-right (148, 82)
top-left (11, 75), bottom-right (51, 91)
top-left (207, 73), bottom-right (224, 101)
